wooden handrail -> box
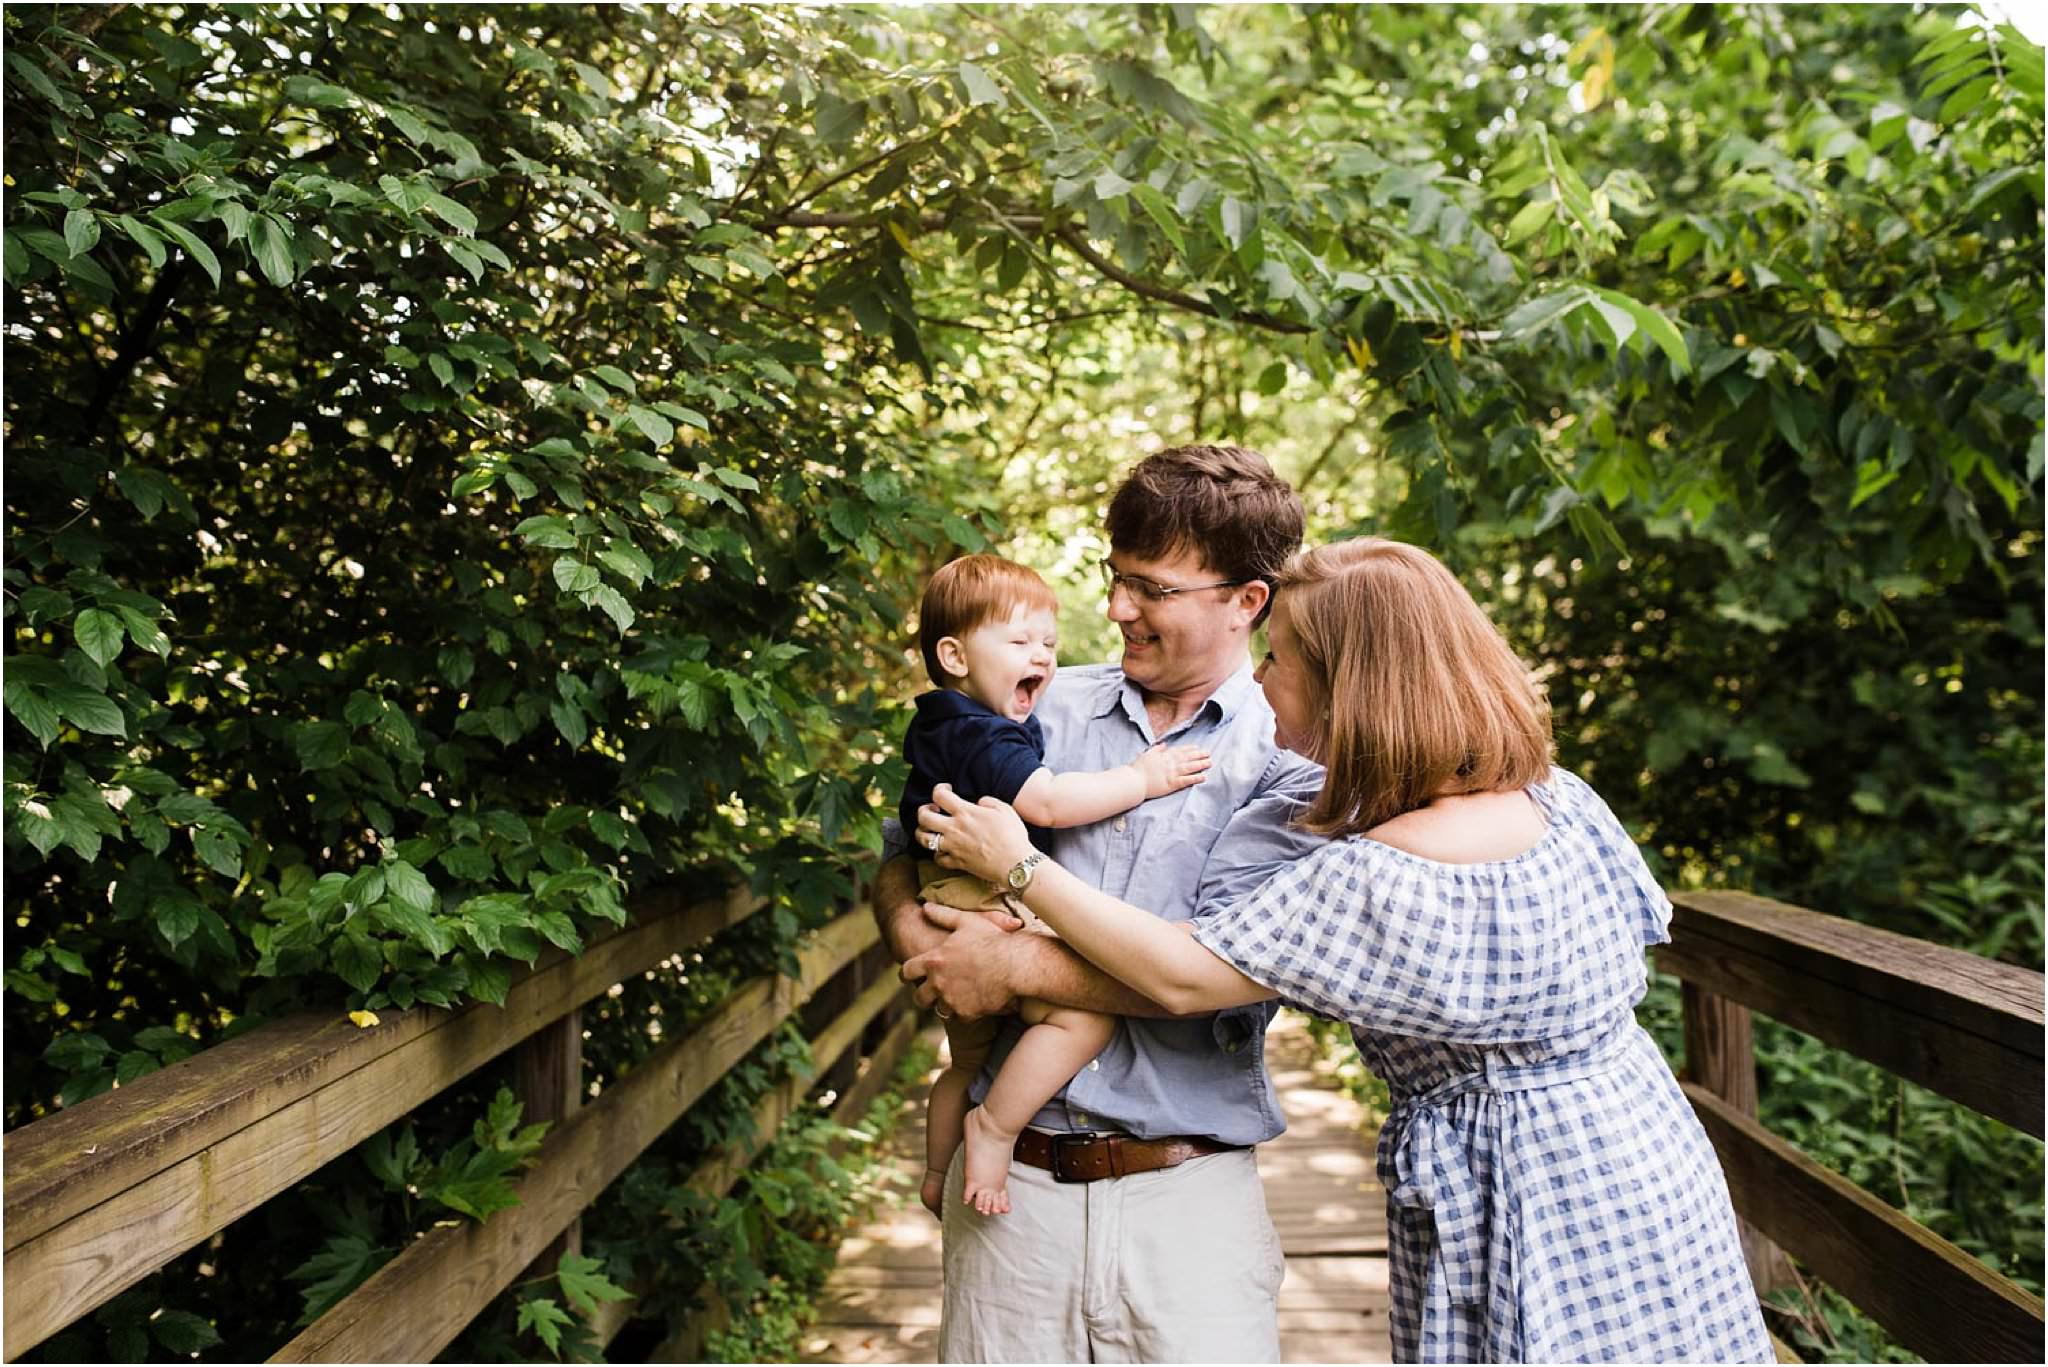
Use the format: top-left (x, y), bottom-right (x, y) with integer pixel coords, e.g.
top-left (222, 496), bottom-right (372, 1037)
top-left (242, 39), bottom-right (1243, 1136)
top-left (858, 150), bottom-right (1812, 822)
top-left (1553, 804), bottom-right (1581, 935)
top-left (1656, 888), bottom-right (2045, 1362)
top-left (2, 882), bottom-right (765, 1361)
top-left (592, 969), bottom-right (920, 1353)
top-left (1686, 1083), bottom-right (2044, 1362)
top-left (1658, 890), bottom-right (2043, 1135)
top-left (272, 907), bottom-right (882, 1363)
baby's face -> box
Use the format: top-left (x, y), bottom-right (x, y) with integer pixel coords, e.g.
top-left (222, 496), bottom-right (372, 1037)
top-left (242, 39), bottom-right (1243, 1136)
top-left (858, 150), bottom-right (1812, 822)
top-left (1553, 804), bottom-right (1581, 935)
top-left (952, 603), bottom-right (1058, 721)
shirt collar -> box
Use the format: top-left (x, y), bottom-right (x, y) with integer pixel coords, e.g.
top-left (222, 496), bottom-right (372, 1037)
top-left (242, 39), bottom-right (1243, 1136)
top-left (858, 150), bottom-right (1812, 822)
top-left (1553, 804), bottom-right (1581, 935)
top-left (1099, 659), bottom-right (1259, 731)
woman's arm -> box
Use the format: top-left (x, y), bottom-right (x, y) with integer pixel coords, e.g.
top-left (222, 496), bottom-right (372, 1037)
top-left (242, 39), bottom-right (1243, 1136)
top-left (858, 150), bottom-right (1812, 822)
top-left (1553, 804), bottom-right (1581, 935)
top-left (920, 784), bottom-right (1274, 1015)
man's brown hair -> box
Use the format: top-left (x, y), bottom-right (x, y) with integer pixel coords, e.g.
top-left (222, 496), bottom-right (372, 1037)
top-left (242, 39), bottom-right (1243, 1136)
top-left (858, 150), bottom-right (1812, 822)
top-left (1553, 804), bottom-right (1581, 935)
top-left (1105, 444), bottom-right (1303, 624)
top-left (916, 554), bottom-right (1058, 685)
top-left (1277, 538), bottom-right (1554, 837)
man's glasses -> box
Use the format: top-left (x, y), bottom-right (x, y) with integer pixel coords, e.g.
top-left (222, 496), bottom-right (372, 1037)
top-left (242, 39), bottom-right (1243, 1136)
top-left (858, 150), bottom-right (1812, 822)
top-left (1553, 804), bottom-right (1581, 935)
top-left (1098, 560), bottom-right (1249, 603)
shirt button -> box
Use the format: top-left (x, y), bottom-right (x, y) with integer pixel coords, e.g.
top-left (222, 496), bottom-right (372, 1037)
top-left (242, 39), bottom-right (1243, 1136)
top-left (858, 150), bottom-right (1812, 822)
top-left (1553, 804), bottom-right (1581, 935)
top-left (1089, 1059), bottom-right (1100, 1071)
top-left (1113, 817), bottom-right (1127, 833)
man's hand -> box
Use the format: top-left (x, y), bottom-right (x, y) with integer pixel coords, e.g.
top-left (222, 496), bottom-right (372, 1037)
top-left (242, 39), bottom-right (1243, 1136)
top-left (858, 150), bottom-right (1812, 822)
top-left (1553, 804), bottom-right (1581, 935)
top-left (1132, 743), bottom-right (1211, 799)
top-left (902, 902), bottom-right (1027, 1019)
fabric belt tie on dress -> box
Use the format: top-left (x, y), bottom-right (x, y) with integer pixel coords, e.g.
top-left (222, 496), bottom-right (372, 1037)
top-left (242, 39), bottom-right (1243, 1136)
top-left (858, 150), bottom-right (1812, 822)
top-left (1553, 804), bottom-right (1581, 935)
top-left (1012, 1129), bottom-right (1244, 1183)
top-left (1382, 1035), bottom-right (1634, 1309)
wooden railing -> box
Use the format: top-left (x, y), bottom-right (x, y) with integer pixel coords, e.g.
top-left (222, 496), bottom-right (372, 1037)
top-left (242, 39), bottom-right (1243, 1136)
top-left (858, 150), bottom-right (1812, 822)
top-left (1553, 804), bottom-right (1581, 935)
top-left (2, 880), bottom-right (921, 1363)
top-left (1659, 890), bottom-right (2045, 1363)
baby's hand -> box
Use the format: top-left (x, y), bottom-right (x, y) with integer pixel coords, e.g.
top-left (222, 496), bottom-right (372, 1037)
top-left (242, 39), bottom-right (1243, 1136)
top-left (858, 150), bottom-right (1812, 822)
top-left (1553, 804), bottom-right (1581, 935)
top-left (1133, 743), bottom-right (1211, 799)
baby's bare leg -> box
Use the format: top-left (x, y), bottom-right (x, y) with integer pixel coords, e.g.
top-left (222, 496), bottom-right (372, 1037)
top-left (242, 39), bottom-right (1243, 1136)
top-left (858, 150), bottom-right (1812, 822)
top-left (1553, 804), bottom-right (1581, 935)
top-left (925, 1019), bottom-right (995, 1219)
top-left (961, 1003), bottom-right (1117, 1217)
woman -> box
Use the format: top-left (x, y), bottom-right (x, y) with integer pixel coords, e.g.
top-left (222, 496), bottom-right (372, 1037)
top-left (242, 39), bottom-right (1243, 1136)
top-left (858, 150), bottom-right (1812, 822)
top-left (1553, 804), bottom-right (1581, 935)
top-left (918, 537), bottom-right (1773, 1364)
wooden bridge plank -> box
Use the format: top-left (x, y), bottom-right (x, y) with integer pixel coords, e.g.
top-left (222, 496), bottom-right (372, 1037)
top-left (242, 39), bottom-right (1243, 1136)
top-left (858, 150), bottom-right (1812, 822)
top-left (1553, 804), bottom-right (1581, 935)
top-left (272, 909), bottom-right (878, 1364)
top-left (1659, 891), bottom-right (2044, 1136)
top-left (1683, 1080), bottom-right (2044, 1363)
top-left (2, 885), bottom-right (764, 1362)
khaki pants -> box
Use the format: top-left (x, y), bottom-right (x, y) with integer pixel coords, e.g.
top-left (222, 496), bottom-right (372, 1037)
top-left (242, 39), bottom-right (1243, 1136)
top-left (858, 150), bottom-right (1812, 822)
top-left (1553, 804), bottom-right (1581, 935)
top-left (936, 1142), bottom-right (1285, 1363)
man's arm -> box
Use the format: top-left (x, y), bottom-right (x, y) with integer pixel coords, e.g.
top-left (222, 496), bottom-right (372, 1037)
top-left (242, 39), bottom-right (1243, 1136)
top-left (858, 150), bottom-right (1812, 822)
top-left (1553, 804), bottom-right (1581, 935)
top-left (871, 852), bottom-right (939, 964)
top-left (902, 902), bottom-right (1185, 1018)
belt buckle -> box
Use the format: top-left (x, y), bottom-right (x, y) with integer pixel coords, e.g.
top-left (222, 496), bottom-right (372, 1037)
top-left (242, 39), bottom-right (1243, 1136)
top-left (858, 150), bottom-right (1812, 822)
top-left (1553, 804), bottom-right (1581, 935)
top-left (1049, 1131), bottom-right (1098, 1183)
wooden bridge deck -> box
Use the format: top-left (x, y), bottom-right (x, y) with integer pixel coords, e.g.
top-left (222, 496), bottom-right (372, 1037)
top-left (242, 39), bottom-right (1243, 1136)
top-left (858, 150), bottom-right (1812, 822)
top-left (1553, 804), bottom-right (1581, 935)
top-left (802, 1013), bottom-right (1391, 1363)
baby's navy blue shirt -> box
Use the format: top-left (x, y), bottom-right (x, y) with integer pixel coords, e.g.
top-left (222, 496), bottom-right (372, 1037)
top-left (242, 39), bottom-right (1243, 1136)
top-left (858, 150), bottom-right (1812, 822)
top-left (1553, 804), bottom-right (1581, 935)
top-left (898, 689), bottom-right (1051, 848)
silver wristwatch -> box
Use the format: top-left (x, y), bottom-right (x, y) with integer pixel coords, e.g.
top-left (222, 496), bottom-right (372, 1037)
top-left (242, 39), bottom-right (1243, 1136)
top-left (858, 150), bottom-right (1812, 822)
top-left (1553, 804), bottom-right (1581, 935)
top-left (1005, 851), bottom-right (1048, 891)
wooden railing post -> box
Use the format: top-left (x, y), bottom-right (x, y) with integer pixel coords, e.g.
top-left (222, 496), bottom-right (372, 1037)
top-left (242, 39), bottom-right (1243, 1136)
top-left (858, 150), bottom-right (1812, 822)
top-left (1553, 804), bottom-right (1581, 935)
top-left (1680, 982), bottom-right (1794, 1295)
top-left (513, 1006), bottom-right (583, 1274)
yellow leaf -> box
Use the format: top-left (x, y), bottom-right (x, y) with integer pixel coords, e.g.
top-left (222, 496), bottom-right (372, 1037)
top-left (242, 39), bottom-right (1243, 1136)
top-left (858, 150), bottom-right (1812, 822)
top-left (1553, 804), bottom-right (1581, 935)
top-left (348, 1010), bottom-right (381, 1029)
top-left (1450, 329), bottom-right (1464, 360)
top-left (1568, 26), bottom-right (1609, 65)
top-left (886, 220), bottom-right (914, 252)
top-left (1346, 336), bottom-right (1375, 370)
top-left (1729, 268), bottom-right (1746, 288)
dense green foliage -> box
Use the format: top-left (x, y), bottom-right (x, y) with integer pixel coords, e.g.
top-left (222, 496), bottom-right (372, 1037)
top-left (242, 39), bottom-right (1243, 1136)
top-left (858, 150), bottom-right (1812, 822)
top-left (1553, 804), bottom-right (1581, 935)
top-left (5, 2), bottom-right (2039, 1361)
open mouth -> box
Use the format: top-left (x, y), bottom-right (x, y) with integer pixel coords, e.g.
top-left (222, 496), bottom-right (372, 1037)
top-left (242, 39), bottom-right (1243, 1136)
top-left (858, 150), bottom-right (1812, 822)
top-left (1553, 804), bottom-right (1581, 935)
top-left (1121, 629), bottom-right (1160, 651)
top-left (1012, 672), bottom-right (1046, 714)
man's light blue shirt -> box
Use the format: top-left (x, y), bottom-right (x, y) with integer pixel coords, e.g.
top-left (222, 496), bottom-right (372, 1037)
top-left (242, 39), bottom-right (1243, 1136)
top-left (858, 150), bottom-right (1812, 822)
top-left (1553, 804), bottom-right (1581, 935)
top-left (892, 659), bottom-right (1326, 1144)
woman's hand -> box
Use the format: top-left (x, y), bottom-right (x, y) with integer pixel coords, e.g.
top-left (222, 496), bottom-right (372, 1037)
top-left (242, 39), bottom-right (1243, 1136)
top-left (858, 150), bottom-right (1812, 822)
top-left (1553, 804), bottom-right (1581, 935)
top-left (916, 783), bottom-right (1036, 885)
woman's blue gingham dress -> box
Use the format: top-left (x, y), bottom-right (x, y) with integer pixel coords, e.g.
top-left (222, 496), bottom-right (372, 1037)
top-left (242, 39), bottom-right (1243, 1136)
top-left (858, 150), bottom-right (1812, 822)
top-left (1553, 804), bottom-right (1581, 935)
top-left (1194, 769), bottom-right (1774, 1364)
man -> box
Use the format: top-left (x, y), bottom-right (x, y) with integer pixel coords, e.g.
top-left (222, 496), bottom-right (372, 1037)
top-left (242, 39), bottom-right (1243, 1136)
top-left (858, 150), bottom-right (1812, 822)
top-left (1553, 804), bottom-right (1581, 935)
top-left (874, 444), bottom-right (1326, 1363)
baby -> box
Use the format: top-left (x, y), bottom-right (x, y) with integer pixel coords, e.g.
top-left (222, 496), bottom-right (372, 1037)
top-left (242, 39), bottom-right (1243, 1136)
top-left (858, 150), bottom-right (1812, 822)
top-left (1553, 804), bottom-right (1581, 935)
top-left (901, 554), bottom-right (1209, 1217)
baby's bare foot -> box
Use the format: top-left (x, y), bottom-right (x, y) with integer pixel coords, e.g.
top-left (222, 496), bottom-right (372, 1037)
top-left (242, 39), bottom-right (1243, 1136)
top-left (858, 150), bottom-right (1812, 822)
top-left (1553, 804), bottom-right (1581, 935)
top-left (920, 1168), bottom-right (946, 1220)
top-left (959, 1106), bottom-right (1016, 1217)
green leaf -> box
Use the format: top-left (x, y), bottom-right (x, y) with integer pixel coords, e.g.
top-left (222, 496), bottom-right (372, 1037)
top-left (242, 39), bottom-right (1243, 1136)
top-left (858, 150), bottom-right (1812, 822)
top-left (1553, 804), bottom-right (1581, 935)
top-left (572, 60), bottom-right (616, 101)
top-left (516, 514), bottom-right (576, 549)
top-left (590, 364), bottom-right (637, 394)
top-left (626, 405), bottom-right (673, 447)
top-left (1130, 184), bottom-right (1187, 255)
top-left (1503, 196), bottom-right (1555, 247)
top-left (294, 720), bottom-right (351, 771)
top-left (814, 91), bottom-right (866, 145)
top-left (443, 241), bottom-right (483, 282)
top-left (958, 61), bottom-right (1006, 108)
top-left (556, 1252), bottom-right (633, 1317)
top-left (193, 827), bottom-right (243, 878)
top-left (1938, 75), bottom-right (1995, 125)
top-left (552, 558), bottom-right (601, 594)
top-left (518, 1297), bottom-right (575, 1356)
top-left (47, 684), bottom-right (125, 737)
top-left (457, 893), bottom-right (529, 956)
top-left (5, 679), bottom-right (60, 748)
top-left (149, 215), bottom-right (221, 287)
top-left (63, 208), bottom-right (100, 257)
top-left (424, 193), bottom-right (478, 233)
top-left (288, 1234), bottom-right (392, 1329)
top-left (332, 934), bottom-right (384, 993)
top-left (115, 215), bottom-right (169, 269)
top-left (385, 859), bottom-right (436, 916)
top-left (250, 214), bottom-right (295, 287)
top-left (156, 899), bottom-right (200, 947)
top-left (588, 585), bottom-right (634, 633)
top-left (598, 544), bottom-right (653, 587)
top-left (549, 698), bottom-right (588, 749)
top-left (73, 608), bottom-right (124, 667)
top-left (1500, 288), bottom-right (1585, 341)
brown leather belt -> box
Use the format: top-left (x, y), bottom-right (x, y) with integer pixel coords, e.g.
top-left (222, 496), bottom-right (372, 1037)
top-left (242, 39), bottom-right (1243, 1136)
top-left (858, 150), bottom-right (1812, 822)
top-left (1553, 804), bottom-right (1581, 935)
top-left (1013, 1129), bottom-right (1245, 1183)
